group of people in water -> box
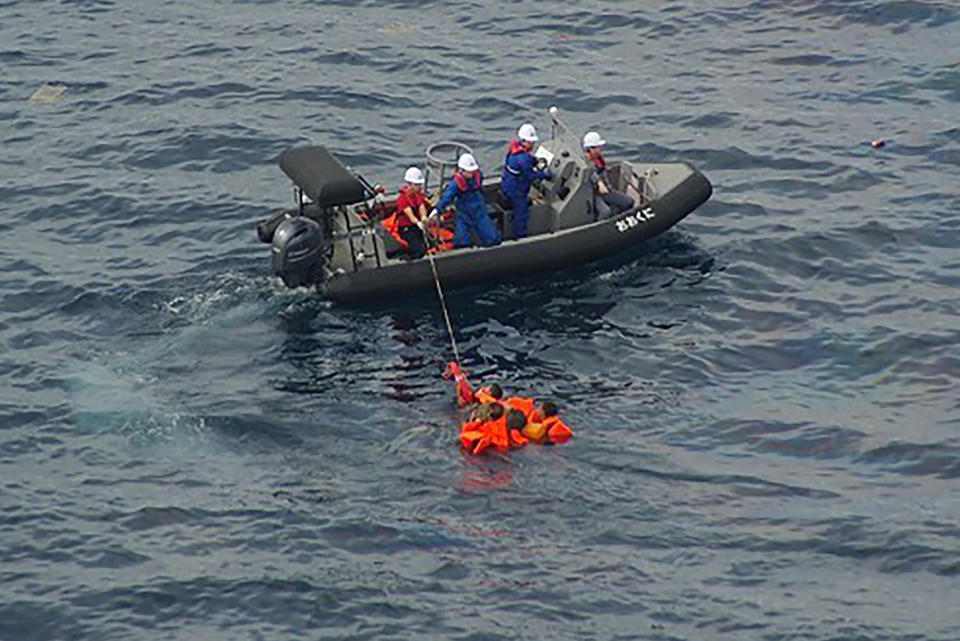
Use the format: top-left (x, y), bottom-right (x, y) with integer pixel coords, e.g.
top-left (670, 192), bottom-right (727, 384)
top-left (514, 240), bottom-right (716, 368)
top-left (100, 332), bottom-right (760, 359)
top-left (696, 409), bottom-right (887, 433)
top-left (445, 362), bottom-right (573, 455)
top-left (386, 123), bottom-right (636, 259)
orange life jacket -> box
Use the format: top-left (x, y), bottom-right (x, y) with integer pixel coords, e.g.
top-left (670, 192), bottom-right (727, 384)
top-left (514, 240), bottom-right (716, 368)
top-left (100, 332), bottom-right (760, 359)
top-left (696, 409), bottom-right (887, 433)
top-left (504, 396), bottom-right (534, 417)
top-left (486, 416), bottom-right (510, 453)
top-left (521, 421), bottom-right (547, 444)
top-left (460, 429), bottom-right (487, 453)
top-left (384, 213), bottom-right (452, 253)
top-left (474, 388), bottom-right (500, 405)
top-left (459, 419), bottom-right (489, 454)
top-left (460, 418), bottom-right (535, 454)
top-left (445, 362), bottom-right (474, 407)
top-left (470, 433), bottom-right (493, 455)
top-left (381, 212), bottom-right (409, 248)
top-left (426, 226), bottom-right (455, 254)
top-left (509, 429), bottom-right (529, 448)
top-left (459, 419), bottom-right (505, 456)
top-left (459, 419), bottom-right (483, 435)
top-left (543, 416), bottom-right (573, 444)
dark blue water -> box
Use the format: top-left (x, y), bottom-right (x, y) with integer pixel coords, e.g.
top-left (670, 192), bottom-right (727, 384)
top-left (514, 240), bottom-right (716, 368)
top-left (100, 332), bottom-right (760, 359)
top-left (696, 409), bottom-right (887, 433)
top-left (2, 1), bottom-right (959, 639)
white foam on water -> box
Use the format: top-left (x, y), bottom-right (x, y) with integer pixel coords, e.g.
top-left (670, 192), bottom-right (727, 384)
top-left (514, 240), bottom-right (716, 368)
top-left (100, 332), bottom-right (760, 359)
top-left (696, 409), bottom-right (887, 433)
top-left (67, 271), bottom-right (317, 446)
top-left (68, 360), bottom-right (207, 446)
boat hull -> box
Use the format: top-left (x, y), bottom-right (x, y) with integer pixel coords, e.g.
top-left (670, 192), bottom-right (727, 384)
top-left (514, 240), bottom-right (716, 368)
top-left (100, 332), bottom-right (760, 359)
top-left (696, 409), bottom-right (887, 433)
top-left (322, 165), bottom-right (712, 303)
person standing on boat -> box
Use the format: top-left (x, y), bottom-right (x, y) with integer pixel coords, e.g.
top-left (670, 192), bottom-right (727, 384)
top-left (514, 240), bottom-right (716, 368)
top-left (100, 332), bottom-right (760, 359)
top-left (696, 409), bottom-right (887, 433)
top-left (500, 123), bottom-right (552, 239)
top-left (583, 131), bottom-right (635, 220)
top-left (431, 153), bottom-right (501, 249)
top-left (392, 166), bottom-right (430, 259)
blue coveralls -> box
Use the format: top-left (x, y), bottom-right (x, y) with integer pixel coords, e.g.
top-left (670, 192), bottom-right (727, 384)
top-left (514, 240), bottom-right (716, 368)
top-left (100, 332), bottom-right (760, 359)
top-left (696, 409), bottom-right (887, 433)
top-left (500, 143), bottom-right (551, 239)
top-left (435, 171), bottom-right (501, 249)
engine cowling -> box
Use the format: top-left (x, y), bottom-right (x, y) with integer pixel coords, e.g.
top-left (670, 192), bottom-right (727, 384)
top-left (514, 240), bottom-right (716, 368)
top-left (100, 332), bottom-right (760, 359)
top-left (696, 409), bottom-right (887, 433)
top-left (257, 211), bottom-right (288, 244)
top-left (271, 217), bottom-right (326, 288)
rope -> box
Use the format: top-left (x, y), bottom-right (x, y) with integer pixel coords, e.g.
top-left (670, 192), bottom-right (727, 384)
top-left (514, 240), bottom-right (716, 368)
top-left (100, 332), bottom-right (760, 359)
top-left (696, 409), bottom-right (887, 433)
top-left (421, 223), bottom-right (461, 364)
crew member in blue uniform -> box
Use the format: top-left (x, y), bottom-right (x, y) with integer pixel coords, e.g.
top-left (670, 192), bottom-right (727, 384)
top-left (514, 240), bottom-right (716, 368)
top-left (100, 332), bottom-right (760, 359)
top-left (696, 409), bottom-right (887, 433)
top-left (431, 153), bottom-right (501, 249)
top-left (500, 123), bottom-right (553, 239)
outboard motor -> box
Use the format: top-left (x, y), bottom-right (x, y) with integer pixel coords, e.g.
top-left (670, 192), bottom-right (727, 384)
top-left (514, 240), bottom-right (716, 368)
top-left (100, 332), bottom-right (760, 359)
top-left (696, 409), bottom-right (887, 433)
top-left (257, 211), bottom-right (289, 244)
top-left (271, 216), bottom-right (326, 288)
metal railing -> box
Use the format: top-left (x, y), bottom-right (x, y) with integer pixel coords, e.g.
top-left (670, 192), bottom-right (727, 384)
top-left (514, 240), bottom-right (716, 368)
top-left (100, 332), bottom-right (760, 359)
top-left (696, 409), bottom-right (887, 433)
top-left (424, 141), bottom-right (474, 199)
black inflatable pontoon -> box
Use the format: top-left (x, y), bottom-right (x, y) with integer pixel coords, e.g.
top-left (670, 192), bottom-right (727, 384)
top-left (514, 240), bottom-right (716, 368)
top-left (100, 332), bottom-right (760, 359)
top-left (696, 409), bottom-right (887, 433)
top-left (256, 113), bottom-right (712, 303)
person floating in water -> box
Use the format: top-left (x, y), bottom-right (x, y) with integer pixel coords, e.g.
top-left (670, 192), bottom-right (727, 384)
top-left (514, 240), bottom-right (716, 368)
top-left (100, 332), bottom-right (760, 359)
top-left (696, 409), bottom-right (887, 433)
top-left (444, 362), bottom-right (572, 455)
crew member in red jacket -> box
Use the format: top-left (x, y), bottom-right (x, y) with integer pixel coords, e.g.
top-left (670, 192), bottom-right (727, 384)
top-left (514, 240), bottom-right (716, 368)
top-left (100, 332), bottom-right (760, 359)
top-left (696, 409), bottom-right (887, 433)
top-left (391, 166), bottom-right (430, 259)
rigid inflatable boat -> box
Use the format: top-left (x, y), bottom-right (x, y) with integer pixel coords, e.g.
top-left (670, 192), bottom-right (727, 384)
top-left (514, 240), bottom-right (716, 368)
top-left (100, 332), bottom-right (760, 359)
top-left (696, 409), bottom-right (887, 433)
top-left (256, 113), bottom-right (712, 303)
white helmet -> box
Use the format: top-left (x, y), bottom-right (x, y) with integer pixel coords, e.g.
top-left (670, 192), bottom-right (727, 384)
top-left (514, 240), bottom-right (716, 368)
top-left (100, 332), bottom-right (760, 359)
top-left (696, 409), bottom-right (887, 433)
top-left (582, 131), bottom-right (606, 148)
top-left (403, 166), bottom-right (425, 184)
top-left (457, 153), bottom-right (479, 171)
top-left (517, 123), bottom-right (539, 142)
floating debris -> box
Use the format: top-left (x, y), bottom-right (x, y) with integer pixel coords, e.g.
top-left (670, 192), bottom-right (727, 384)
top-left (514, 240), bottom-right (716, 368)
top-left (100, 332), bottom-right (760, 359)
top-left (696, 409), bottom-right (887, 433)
top-left (870, 139), bottom-right (886, 149)
top-left (29, 84), bottom-right (67, 103)
top-left (378, 21), bottom-right (418, 35)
